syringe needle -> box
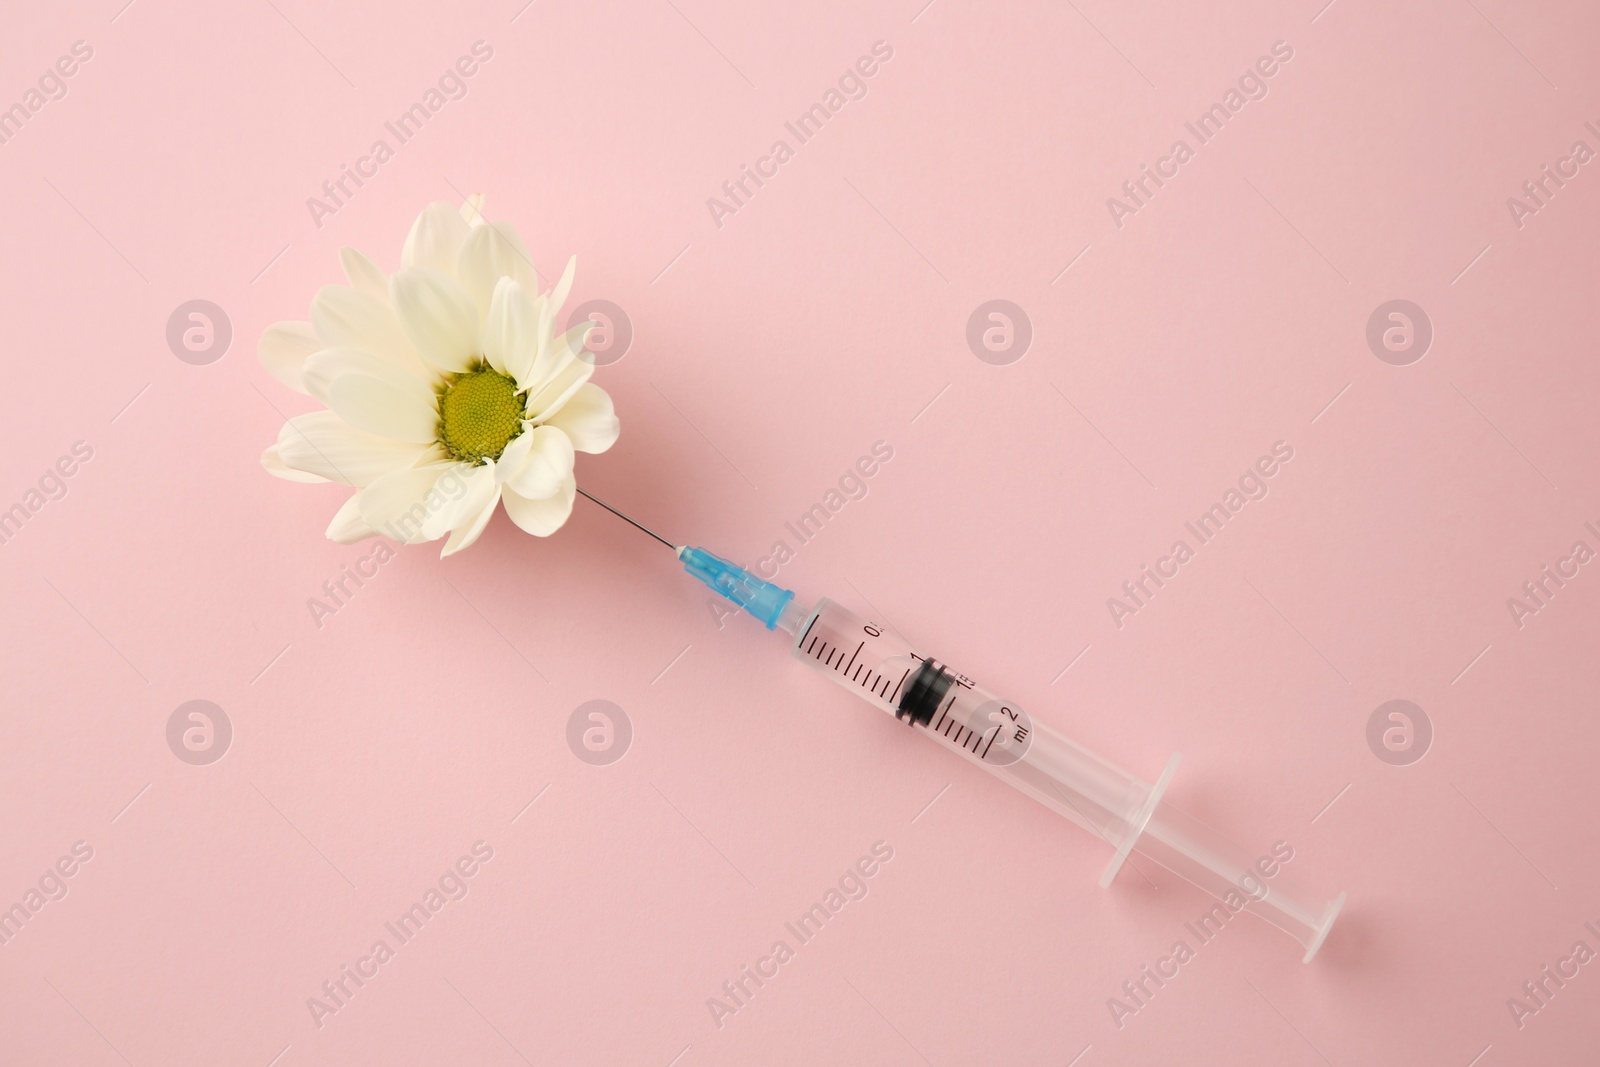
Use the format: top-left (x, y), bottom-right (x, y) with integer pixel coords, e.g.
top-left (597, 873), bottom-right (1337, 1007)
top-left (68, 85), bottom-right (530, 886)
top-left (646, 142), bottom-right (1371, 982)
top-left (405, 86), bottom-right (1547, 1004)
top-left (575, 487), bottom-right (680, 552)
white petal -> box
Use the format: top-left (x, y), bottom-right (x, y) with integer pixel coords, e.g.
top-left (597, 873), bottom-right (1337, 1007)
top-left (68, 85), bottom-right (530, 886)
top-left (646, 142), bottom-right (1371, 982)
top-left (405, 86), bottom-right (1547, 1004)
top-left (426, 460), bottom-right (498, 544)
top-left (460, 193), bottom-right (487, 227)
top-left (325, 494), bottom-right (379, 543)
top-left (458, 222), bottom-right (540, 322)
top-left (273, 412), bottom-right (431, 485)
top-left (357, 463), bottom-right (456, 543)
top-left (311, 285), bottom-right (415, 363)
top-left (390, 267), bottom-right (481, 374)
top-left (258, 321), bottom-right (320, 395)
top-left (401, 201), bottom-right (470, 273)
top-left (546, 254), bottom-right (577, 316)
top-left (543, 383), bottom-right (620, 454)
top-left (481, 278), bottom-right (541, 380)
top-left (502, 476), bottom-right (576, 537)
top-left (496, 425), bottom-right (575, 500)
top-left (328, 374), bottom-right (440, 444)
top-left (440, 483), bottom-right (502, 556)
top-left (340, 248), bottom-right (389, 300)
top-left (302, 346), bottom-right (435, 408)
top-left (525, 348), bottom-right (594, 422)
top-left (262, 443), bottom-right (328, 483)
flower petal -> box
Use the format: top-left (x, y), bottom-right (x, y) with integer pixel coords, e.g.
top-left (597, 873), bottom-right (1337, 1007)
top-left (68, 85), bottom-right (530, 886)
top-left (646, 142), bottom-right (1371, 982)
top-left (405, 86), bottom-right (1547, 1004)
top-left (357, 463), bottom-right (456, 543)
top-left (458, 221), bottom-right (540, 322)
top-left (542, 383), bottom-right (620, 454)
top-left (340, 248), bottom-right (389, 300)
top-left (302, 346), bottom-right (436, 409)
top-left (440, 482), bottom-right (503, 556)
top-left (325, 493), bottom-right (379, 543)
top-left (502, 476), bottom-right (576, 537)
top-left (262, 443), bottom-right (329, 483)
top-left (547, 254), bottom-right (577, 316)
top-left (401, 201), bottom-right (470, 274)
top-left (258, 321), bottom-right (321, 395)
top-left (327, 374), bottom-right (441, 444)
top-left (481, 277), bottom-right (541, 380)
top-left (460, 193), bottom-right (487, 227)
top-left (311, 284), bottom-right (416, 365)
top-left (390, 267), bottom-right (481, 374)
top-left (525, 347), bottom-right (594, 423)
top-left (497, 425), bottom-right (575, 500)
top-left (273, 411), bottom-right (432, 485)
top-left (426, 459), bottom-right (499, 545)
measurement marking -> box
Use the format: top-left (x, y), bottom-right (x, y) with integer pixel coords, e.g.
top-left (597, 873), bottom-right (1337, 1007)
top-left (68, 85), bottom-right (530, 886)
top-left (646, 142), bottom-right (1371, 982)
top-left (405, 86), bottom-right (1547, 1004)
top-left (109, 383), bottom-right (151, 423)
top-left (1465, 1043), bottom-right (1492, 1067)
top-left (510, 783), bottom-right (551, 823)
top-left (651, 643), bottom-right (692, 685)
top-left (1310, 381), bottom-right (1353, 424)
top-left (1050, 643), bottom-right (1092, 684)
top-left (806, 635), bottom-right (819, 654)
top-left (1050, 242), bottom-right (1092, 284)
top-left (1451, 782), bottom-right (1557, 889)
top-left (844, 641), bottom-right (864, 675)
top-left (110, 783), bottom-right (150, 824)
top-left (931, 706), bottom-right (948, 732)
top-left (250, 243), bottom-right (292, 284)
top-left (44, 978), bottom-right (133, 1066)
top-left (910, 381), bottom-right (951, 424)
top-left (910, 783), bottom-right (951, 823)
top-left (889, 668), bottom-right (910, 704)
top-left (1451, 243), bottom-right (1493, 285)
top-left (1310, 782), bottom-right (1351, 824)
top-left (798, 614), bottom-right (819, 647)
top-left (980, 727), bottom-right (999, 759)
top-left (250, 642), bottom-right (292, 685)
top-left (1452, 643), bottom-right (1492, 685)
top-left (650, 242), bottom-right (694, 284)
top-left (1066, 1044), bottom-right (1092, 1067)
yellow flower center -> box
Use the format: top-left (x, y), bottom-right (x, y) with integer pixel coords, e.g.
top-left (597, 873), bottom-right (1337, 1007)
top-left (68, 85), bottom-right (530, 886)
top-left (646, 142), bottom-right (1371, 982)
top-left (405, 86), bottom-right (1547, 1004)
top-left (438, 367), bottom-right (524, 463)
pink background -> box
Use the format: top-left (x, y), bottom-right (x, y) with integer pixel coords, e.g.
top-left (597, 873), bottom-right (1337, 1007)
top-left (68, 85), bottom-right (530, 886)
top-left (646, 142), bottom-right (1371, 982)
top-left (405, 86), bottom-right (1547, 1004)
top-left (3, 0), bottom-right (1598, 1063)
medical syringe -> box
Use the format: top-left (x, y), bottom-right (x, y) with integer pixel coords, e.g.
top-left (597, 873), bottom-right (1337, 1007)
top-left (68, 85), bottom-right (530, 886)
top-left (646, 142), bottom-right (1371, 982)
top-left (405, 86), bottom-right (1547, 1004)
top-left (578, 490), bottom-right (1345, 961)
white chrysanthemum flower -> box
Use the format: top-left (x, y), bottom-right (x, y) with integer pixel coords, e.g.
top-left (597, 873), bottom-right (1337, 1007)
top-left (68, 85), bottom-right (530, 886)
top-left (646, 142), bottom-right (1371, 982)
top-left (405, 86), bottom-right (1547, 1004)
top-left (259, 196), bottom-right (619, 556)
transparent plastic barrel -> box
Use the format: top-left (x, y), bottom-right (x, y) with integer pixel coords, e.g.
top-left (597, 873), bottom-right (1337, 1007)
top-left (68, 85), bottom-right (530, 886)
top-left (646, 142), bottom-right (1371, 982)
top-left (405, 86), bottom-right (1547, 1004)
top-left (790, 598), bottom-right (1343, 960)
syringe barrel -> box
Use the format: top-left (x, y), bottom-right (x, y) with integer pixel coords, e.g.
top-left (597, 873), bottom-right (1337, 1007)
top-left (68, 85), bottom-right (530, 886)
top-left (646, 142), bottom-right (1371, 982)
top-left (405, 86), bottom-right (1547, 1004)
top-left (791, 598), bottom-right (1343, 960)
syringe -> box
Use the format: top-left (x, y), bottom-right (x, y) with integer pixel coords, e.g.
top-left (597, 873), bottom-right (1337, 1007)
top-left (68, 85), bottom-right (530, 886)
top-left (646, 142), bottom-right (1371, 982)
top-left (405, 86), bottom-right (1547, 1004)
top-left (579, 491), bottom-right (1345, 961)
